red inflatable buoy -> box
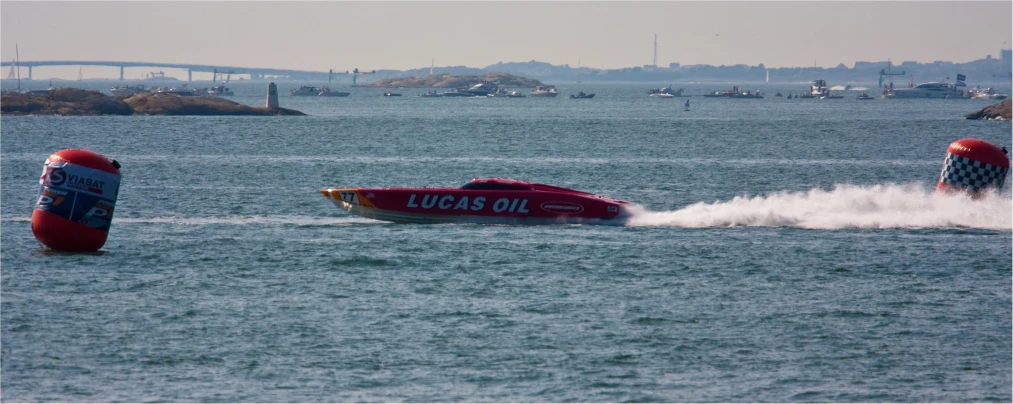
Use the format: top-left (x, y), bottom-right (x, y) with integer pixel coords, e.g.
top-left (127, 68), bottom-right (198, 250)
top-left (936, 138), bottom-right (1010, 197)
top-left (31, 149), bottom-right (121, 251)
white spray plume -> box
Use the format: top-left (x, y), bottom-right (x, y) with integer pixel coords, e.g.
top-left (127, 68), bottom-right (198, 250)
top-left (625, 183), bottom-right (1011, 230)
top-left (829, 85), bottom-right (868, 91)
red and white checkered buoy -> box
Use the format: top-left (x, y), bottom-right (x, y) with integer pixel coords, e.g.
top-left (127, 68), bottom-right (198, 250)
top-left (936, 138), bottom-right (1010, 198)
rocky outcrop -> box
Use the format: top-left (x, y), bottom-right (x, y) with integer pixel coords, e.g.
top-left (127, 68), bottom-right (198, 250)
top-left (2, 88), bottom-right (132, 115)
top-left (1, 88), bottom-right (305, 116)
top-left (369, 72), bottom-right (544, 88)
top-left (966, 99), bottom-right (1011, 120)
top-left (123, 93), bottom-right (305, 116)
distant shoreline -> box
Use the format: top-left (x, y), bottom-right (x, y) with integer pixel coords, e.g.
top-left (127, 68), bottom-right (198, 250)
top-left (3, 55), bottom-right (1008, 85)
top-left (367, 72), bottom-right (543, 88)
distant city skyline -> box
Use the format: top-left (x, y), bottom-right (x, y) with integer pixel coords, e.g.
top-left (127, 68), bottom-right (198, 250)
top-left (1, 1), bottom-right (1011, 80)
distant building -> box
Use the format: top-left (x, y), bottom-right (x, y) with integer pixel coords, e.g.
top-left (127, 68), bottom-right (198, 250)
top-left (1001, 48), bottom-right (1012, 63)
top-left (669, 62), bottom-right (680, 69)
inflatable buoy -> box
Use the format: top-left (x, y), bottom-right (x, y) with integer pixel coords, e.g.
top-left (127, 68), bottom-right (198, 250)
top-left (31, 149), bottom-right (121, 251)
top-left (936, 138), bottom-right (1010, 197)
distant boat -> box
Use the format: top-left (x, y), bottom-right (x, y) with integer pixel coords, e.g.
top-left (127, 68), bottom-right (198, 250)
top-left (857, 93), bottom-right (875, 100)
top-left (21, 88), bottom-right (53, 96)
top-left (647, 85), bottom-right (684, 97)
top-left (208, 83), bottom-right (234, 96)
top-left (487, 89), bottom-right (525, 98)
top-left (702, 85), bottom-right (763, 99)
top-left (318, 86), bottom-right (350, 97)
top-left (970, 87), bottom-right (1008, 100)
top-left (291, 85), bottom-right (320, 96)
top-left (884, 81), bottom-right (970, 99)
top-left (684, 99), bottom-right (690, 111)
top-left (810, 79), bottom-right (830, 98)
top-left (10, 44), bottom-right (20, 94)
top-left (158, 84), bottom-right (197, 96)
top-left (110, 84), bottom-right (150, 96)
top-left (569, 91), bottom-right (595, 99)
top-left (383, 91), bottom-right (402, 97)
top-left (441, 89), bottom-right (473, 97)
top-left (460, 83), bottom-right (498, 96)
top-left (530, 85), bottom-right (559, 97)
top-left (5, 58), bottom-right (14, 81)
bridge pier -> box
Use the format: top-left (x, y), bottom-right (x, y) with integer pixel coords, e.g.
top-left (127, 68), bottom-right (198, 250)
top-left (119, 66), bottom-right (124, 81)
top-left (28, 66), bottom-right (32, 80)
top-left (187, 69), bottom-right (192, 82)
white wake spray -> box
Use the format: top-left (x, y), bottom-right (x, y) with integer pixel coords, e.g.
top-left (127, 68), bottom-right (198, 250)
top-left (113, 215), bottom-right (371, 226)
top-left (625, 183), bottom-right (1011, 230)
top-left (829, 85), bottom-right (868, 91)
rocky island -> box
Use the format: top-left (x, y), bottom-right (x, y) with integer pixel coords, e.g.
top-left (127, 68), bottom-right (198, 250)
top-left (965, 99), bottom-right (1011, 120)
top-left (1, 88), bottom-right (305, 116)
top-left (368, 72), bottom-right (544, 88)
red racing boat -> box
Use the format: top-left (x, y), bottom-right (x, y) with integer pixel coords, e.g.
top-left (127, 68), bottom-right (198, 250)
top-left (320, 178), bottom-right (633, 224)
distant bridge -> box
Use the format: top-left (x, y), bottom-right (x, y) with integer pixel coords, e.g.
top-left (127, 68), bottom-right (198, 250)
top-left (0, 60), bottom-right (335, 81)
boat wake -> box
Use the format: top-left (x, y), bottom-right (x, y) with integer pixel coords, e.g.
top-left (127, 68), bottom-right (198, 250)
top-left (113, 215), bottom-right (374, 227)
top-left (830, 85), bottom-right (868, 91)
top-left (625, 183), bottom-right (1011, 230)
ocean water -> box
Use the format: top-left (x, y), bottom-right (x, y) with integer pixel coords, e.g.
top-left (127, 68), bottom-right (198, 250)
top-left (2, 82), bottom-right (1011, 402)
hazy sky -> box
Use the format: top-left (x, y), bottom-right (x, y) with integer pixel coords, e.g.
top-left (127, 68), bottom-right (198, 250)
top-left (2, 1), bottom-right (1011, 79)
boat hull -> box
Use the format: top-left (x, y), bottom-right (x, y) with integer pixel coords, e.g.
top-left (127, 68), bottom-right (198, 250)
top-left (110, 89), bottom-right (145, 96)
top-left (320, 186), bottom-right (631, 225)
top-left (884, 91), bottom-right (968, 99)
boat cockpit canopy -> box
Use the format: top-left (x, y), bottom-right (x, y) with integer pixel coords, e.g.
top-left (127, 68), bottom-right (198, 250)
top-left (461, 178), bottom-right (533, 191)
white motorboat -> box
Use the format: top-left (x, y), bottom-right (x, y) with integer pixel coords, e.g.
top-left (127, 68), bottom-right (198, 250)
top-left (207, 84), bottom-right (234, 96)
top-left (810, 79), bottom-right (830, 98)
top-left (158, 84), bottom-right (197, 96)
top-left (647, 86), bottom-right (684, 97)
top-left (530, 85), bottom-right (559, 97)
top-left (110, 85), bottom-right (150, 96)
top-left (884, 82), bottom-right (970, 99)
top-left (970, 88), bottom-right (1008, 100)
top-left (487, 89), bottom-right (525, 98)
top-left (291, 86), bottom-right (321, 96)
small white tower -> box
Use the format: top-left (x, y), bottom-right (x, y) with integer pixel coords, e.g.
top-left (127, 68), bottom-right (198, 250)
top-left (266, 82), bottom-right (279, 109)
